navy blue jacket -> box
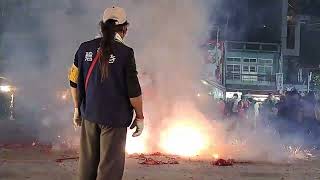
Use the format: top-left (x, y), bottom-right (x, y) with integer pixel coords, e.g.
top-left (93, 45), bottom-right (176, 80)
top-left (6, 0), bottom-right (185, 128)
top-left (69, 38), bottom-right (141, 127)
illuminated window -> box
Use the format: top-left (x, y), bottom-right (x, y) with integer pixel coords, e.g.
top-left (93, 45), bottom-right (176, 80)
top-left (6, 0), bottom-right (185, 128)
top-left (258, 59), bottom-right (273, 64)
top-left (243, 58), bottom-right (257, 63)
top-left (227, 57), bottom-right (241, 62)
top-left (258, 66), bottom-right (273, 74)
top-left (242, 75), bottom-right (257, 82)
top-left (242, 65), bottom-right (257, 73)
top-left (226, 64), bottom-right (241, 81)
top-left (227, 64), bottom-right (241, 73)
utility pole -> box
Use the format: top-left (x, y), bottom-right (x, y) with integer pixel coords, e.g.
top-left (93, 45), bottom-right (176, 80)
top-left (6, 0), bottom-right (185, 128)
top-left (113, 0), bottom-right (120, 6)
top-left (216, 27), bottom-right (220, 47)
top-left (308, 71), bottom-right (313, 93)
top-left (223, 15), bottom-right (229, 88)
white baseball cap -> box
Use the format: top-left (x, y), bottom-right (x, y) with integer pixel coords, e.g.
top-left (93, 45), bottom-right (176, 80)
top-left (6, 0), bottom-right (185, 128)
top-left (102, 6), bottom-right (127, 25)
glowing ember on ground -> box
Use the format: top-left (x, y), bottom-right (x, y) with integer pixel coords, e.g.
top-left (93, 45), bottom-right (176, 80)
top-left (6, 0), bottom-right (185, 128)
top-left (160, 122), bottom-right (211, 157)
top-left (126, 131), bottom-right (148, 154)
top-left (213, 154), bottom-right (220, 159)
top-left (125, 104), bottom-right (214, 157)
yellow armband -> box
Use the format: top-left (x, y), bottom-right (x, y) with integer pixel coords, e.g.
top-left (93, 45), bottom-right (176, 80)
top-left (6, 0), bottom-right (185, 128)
top-left (69, 64), bottom-right (79, 84)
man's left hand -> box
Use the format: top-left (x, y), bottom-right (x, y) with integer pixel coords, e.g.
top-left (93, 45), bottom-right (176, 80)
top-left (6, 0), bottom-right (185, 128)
top-left (130, 118), bottom-right (144, 137)
top-left (73, 108), bottom-right (82, 128)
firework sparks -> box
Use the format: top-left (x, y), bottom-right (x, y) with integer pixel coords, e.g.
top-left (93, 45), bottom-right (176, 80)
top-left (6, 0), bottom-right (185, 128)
top-left (285, 145), bottom-right (316, 160)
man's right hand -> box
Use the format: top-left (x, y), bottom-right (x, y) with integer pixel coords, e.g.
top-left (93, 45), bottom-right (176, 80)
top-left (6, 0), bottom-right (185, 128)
top-left (73, 108), bottom-right (82, 127)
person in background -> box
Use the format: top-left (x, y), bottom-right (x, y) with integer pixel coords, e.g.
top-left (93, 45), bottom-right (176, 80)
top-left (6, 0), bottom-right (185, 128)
top-left (229, 93), bottom-right (240, 118)
top-left (238, 95), bottom-right (250, 120)
top-left (275, 95), bottom-right (288, 134)
top-left (226, 94), bottom-right (240, 131)
top-left (293, 90), bottom-right (304, 123)
top-left (224, 99), bottom-right (231, 118)
top-left (315, 99), bottom-right (320, 122)
top-left (285, 90), bottom-right (303, 134)
top-left (263, 93), bottom-right (277, 112)
top-left (301, 92), bottom-right (319, 138)
top-left (247, 97), bottom-right (258, 128)
top-left (276, 95), bottom-right (287, 119)
top-left (68, 7), bottom-right (144, 180)
top-left (261, 93), bottom-right (277, 124)
top-left (216, 98), bottom-right (226, 120)
top-left (254, 101), bottom-right (260, 123)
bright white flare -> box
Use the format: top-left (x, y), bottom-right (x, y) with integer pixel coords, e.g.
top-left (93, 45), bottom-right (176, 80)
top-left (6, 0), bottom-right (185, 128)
top-left (160, 122), bottom-right (210, 157)
top-left (213, 153), bottom-right (220, 159)
top-left (126, 130), bottom-right (148, 154)
top-left (125, 103), bottom-right (213, 157)
top-left (0, 85), bottom-right (11, 93)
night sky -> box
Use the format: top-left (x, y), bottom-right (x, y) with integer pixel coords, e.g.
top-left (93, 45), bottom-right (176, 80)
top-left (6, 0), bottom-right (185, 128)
top-left (211, 0), bottom-right (282, 43)
top-left (0, 0), bottom-right (319, 67)
top-left (293, 0), bottom-right (320, 17)
top-left (301, 25), bottom-right (320, 66)
top-left (211, 0), bottom-right (320, 66)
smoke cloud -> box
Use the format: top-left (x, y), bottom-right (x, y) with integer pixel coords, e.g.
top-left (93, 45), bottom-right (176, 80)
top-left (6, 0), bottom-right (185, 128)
top-left (0, 0), bottom-right (313, 162)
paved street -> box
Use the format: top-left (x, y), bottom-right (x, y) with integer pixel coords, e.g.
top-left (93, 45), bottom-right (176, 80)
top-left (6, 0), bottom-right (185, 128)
top-left (1, 147), bottom-right (320, 180)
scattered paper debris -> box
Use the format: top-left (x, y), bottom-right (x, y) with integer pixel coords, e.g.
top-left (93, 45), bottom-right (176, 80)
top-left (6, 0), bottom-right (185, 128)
top-left (212, 159), bottom-right (234, 166)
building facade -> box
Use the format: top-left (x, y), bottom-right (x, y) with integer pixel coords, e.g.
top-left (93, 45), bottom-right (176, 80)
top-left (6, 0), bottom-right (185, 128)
top-left (224, 41), bottom-right (281, 94)
top-left (211, 0), bottom-right (319, 97)
top-left (281, 0), bottom-right (320, 92)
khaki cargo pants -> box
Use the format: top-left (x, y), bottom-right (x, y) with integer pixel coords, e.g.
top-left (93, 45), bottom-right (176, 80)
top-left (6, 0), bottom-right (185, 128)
top-left (79, 119), bottom-right (127, 180)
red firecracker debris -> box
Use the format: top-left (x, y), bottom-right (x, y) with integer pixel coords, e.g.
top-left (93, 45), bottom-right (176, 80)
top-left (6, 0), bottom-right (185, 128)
top-left (0, 142), bottom-right (52, 150)
top-left (167, 158), bottom-right (179, 165)
top-left (129, 153), bottom-right (179, 165)
top-left (128, 153), bottom-right (146, 160)
top-left (36, 144), bottom-right (53, 154)
top-left (0, 144), bottom-right (24, 149)
top-left (150, 152), bottom-right (162, 156)
top-left (139, 158), bottom-right (163, 165)
top-left (138, 154), bottom-right (146, 160)
top-left (212, 159), bottom-right (234, 166)
top-left (55, 157), bottom-right (79, 163)
top-left (228, 159), bottom-right (235, 164)
top-left (138, 157), bottom-right (179, 165)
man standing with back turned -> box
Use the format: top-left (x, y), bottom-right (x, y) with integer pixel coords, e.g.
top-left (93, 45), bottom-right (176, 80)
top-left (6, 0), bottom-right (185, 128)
top-left (68, 6), bottom-right (144, 180)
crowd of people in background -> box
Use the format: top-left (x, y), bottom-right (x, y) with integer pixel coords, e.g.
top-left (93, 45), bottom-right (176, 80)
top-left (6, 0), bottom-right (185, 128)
top-left (212, 90), bottom-right (320, 140)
